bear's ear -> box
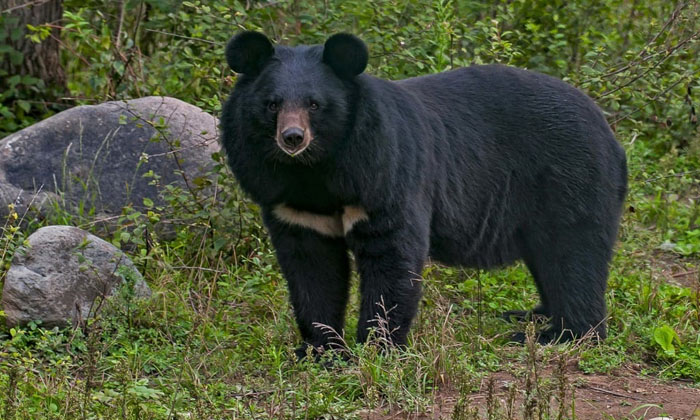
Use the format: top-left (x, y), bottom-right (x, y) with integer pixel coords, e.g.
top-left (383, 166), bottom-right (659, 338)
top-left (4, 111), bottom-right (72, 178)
top-left (226, 31), bottom-right (273, 75)
top-left (322, 33), bottom-right (368, 79)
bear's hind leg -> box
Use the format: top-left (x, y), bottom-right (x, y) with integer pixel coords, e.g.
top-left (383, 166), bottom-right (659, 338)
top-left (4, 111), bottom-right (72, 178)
top-left (521, 223), bottom-right (612, 343)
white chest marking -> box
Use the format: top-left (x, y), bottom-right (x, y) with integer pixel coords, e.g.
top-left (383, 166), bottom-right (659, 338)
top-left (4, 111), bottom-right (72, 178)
top-left (341, 205), bottom-right (369, 235)
top-left (273, 204), bottom-right (369, 237)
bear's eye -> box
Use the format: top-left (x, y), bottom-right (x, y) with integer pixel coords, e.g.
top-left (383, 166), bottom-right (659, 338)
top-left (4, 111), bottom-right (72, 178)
top-left (267, 102), bottom-right (278, 112)
top-left (309, 101), bottom-right (319, 111)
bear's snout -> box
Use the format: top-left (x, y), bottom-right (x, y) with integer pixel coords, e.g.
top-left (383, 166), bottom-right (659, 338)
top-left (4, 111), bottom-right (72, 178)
top-left (276, 108), bottom-right (312, 156)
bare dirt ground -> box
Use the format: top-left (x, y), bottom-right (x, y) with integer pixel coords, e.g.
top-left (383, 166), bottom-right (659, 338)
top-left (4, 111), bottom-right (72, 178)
top-left (464, 371), bottom-right (700, 420)
top-left (653, 250), bottom-right (699, 290)
top-left (361, 369), bottom-right (700, 419)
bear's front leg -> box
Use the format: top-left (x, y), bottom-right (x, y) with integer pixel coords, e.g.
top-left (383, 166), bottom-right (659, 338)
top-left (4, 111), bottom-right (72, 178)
top-left (263, 209), bottom-right (350, 360)
top-left (347, 216), bottom-right (429, 347)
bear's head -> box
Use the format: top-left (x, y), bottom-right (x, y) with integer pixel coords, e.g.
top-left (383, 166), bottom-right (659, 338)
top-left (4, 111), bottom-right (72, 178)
top-left (225, 31), bottom-right (368, 164)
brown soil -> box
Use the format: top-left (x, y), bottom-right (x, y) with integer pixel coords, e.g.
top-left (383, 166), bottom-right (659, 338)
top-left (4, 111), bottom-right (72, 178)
top-left (359, 370), bottom-right (700, 420)
top-left (651, 250), bottom-right (698, 290)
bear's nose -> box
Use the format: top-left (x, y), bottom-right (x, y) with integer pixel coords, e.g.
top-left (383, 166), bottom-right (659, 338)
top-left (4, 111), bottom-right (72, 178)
top-left (281, 127), bottom-right (304, 149)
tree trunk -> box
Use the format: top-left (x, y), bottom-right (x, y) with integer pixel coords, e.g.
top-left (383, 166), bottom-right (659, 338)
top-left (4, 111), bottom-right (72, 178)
top-left (1, 0), bottom-right (66, 92)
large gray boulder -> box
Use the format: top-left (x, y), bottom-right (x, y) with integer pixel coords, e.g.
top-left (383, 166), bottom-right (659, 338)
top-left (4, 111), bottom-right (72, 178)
top-left (2, 225), bottom-right (151, 328)
top-left (0, 96), bottom-right (219, 218)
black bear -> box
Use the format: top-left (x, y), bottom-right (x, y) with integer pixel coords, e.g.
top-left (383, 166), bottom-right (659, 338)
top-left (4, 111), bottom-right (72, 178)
top-left (220, 31), bottom-right (627, 358)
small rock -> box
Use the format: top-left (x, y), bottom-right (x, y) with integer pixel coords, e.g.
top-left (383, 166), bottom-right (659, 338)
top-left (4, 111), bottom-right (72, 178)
top-left (657, 241), bottom-right (677, 252)
top-left (2, 225), bottom-right (151, 328)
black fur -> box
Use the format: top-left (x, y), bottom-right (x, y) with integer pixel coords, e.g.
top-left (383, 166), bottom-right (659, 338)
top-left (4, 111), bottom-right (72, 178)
top-left (322, 33), bottom-right (368, 78)
top-left (226, 31), bottom-right (274, 75)
top-left (220, 32), bottom-right (628, 355)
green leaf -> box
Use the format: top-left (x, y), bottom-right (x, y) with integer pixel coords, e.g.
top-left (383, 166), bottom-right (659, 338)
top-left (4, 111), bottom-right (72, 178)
top-left (653, 325), bottom-right (680, 355)
top-left (8, 75), bottom-right (20, 87)
top-left (17, 100), bottom-right (30, 113)
top-left (120, 231), bottom-right (131, 243)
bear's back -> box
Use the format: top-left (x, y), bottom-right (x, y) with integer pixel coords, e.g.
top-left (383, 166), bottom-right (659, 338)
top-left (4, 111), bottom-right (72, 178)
top-left (389, 65), bottom-right (627, 267)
